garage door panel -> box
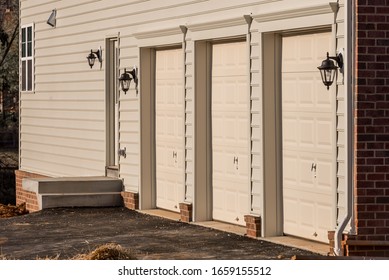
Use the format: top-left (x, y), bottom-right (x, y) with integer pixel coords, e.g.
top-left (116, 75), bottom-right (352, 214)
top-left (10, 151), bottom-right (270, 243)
top-left (283, 195), bottom-right (299, 225)
top-left (283, 33), bottom-right (330, 71)
top-left (283, 150), bottom-right (299, 183)
top-left (156, 48), bottom-right (184, 213)
top-left (237, 154), bottom-right (250, 176)
top-left (315, 155), bottom-right (333, 190)
top-left (317, 203), bottom-right (334, 229)
top-left (317, 119), bottom-right (333, 149)
top-left (282, 32), bottom-right (335, 242)
top-left (299, 156), bottom-right (315, 186)
top-left (283, 73), bottom-right (333, 112)
top-left (300, 118), bottom-right (315, 147)
top-left (213, 152), bottom-right (236, 175)
top-left (316, 86), bottom-right (333, 109)
top-left (300, 201), bottom-right (315, 228)
top-left (212, 41), bottom-right (249, 226)
top-left (238, 118), bottom-right (249, 139)
top-left (283, 113), bottom-right (333, 153)
top-left (283, 116), bottom-right (299, 146)
top-left (315, 33), bottom-right (333, 58)
top-left (281, 77), bottom-right (298, 106)
top-left (213, 44), bottom-right (246, 74)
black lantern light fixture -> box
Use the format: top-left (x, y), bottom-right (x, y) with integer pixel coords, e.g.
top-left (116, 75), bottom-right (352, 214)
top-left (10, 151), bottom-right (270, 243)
top-left (119, 66), bottom-right (138, 94)
top-left (87, 47), bottom-right (102, 69)
top-left (318, 51), bottom-right (343, 90)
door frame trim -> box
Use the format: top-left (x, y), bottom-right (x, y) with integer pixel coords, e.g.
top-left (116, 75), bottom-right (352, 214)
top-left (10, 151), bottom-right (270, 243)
top-left (155, 47), bottom-right (186, 212)
top-left (261, 27), bottom-right (337, 238)
top-left (139, 46), bottom-right (185, 210)
top-left (105, 36), bottom-right (119, 169)
top-left (193, 38), bottom-right (250, 223)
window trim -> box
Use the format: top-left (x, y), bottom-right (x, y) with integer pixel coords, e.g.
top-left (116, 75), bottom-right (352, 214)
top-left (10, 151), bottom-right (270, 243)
top-left (21, 23), bottom-right (34, 93)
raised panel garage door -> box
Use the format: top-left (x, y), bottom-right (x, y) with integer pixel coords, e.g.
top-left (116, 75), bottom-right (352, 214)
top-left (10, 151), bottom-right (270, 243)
top-left (282, 32), bottom-right (336, 242)
top-left (155, 48), bottom-right (184, 213)
top-left (212, 41), bottom-right (250, 226)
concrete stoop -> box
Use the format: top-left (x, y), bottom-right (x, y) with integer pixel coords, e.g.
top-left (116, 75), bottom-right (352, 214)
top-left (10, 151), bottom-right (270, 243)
top-left (22, 176), bottom-right (123, 210)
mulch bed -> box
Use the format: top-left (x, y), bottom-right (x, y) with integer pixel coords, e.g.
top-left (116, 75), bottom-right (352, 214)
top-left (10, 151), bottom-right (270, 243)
top-left (0, 203), bottom-right (28, 218)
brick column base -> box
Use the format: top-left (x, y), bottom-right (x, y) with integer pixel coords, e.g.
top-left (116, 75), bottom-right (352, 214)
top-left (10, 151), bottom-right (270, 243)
top-left (121, 191), bottom-right (139, 210)
top-left (244, 215), bottom-right (261, 238)
top-left (15, 170), bottom-right (48, 213)
top-left (179, 203), bottom-right (192, 222)
top-left (328, 230), bottom-right (347, 256)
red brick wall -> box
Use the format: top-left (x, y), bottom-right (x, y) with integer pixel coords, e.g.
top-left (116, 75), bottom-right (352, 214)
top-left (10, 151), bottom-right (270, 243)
top-left (15, 170), bottom-right (48, 212)
top-left (353, 0), bottom-right (389, 255)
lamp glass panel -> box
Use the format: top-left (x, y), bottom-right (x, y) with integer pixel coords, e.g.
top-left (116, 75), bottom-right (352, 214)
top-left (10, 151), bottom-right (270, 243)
top-left (325, 69), bottom-right (333, 83)
top-left (88, 56), bottom-right (96, 68)
top-left (121, 79), bottom-right (131, 91)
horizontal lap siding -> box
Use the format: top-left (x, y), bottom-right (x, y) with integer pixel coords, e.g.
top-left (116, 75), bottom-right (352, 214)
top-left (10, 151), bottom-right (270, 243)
top-left (20, 0), bottom-right (270, 188)
top-left (20, 0), bottom-right (335, 211)
top-left (21, 0), bottom-right (109, 176)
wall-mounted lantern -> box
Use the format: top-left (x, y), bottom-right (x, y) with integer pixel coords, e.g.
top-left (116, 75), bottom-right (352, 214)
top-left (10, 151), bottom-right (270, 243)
top-left (119, 66), bottom-right (138, 94)
top-left (87, 47), bottom-right (102, 69)
top-left (317, 52), bottom-right (343, 90)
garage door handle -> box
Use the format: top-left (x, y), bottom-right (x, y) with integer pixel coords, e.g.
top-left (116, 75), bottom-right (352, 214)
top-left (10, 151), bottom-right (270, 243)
top-left (311, 163), bottom-right (317, 172)
top-left (233, 157), bottom-right (238, 165)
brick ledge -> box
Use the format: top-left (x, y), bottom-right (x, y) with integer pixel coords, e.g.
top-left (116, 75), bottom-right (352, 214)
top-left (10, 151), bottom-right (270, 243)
top-left (345, 240), bottom-right (389, 246)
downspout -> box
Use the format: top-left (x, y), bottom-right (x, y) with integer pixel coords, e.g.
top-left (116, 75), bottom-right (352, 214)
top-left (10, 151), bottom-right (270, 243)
top-left (334, 0), bottom-right (355, 256)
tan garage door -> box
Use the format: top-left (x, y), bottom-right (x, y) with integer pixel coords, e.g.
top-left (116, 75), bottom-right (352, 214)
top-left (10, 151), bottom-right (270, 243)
top-left (155, 48), bottom-right (184, 212)
top-left (282, 32), bottom-right (336, 242)
top-left (212, 41), bottom-right (250, 226)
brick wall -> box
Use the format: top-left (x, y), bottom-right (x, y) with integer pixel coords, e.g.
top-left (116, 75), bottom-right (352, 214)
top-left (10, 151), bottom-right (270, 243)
top-left (15, 170), bottom-right (48, 212)
top-left (352, 0), bottom-right (389, 256)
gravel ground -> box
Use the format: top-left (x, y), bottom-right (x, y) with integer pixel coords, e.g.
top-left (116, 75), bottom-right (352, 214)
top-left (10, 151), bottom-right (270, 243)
top-left (0, 207), bottom-right (322, 260)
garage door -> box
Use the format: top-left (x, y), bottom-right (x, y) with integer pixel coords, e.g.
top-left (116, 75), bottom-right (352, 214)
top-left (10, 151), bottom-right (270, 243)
top-left (212, 41), bottom-right (250, 226)
top-left (282, 32), bottom-right (336, 242)
top-left (155, 48), bottom-right (184, 212)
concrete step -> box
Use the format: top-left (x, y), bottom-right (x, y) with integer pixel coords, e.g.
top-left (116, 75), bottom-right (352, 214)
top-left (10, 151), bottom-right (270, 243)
top-left (41, 193), bottom-right (123, 209)
top-left (22, 176), bottom-right (123, 210)
top-left (23, 176), bottom-right (123, 194)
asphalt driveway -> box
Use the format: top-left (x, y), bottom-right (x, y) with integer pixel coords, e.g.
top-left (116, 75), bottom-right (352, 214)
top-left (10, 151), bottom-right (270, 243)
top-left (0, 207), bottom-right (321, 260)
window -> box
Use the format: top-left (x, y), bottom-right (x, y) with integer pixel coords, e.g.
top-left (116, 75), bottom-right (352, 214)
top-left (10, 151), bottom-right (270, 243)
top-left (21, 24), bottom-right (34, 92)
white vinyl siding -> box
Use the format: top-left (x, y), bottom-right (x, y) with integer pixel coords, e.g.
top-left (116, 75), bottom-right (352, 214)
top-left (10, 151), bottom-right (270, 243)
top-left (19, 0), bottom-right (346, 229)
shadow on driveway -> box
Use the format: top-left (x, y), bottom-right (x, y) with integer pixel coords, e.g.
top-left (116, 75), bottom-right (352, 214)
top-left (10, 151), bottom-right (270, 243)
top-left (0, 207), bottom-right (321, 260)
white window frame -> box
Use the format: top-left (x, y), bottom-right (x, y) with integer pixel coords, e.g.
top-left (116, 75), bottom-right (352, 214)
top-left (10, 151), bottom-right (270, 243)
top-left (21, 23), bottom-right (34, 93)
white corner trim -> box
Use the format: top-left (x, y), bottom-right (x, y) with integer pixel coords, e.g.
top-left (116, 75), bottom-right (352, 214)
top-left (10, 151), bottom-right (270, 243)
top-left (133, 26), bottom-right (185, 39)
top-left (187, 16), bottom-right (248, 32)
top-left (252, 3), bottom-right (334, 23)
